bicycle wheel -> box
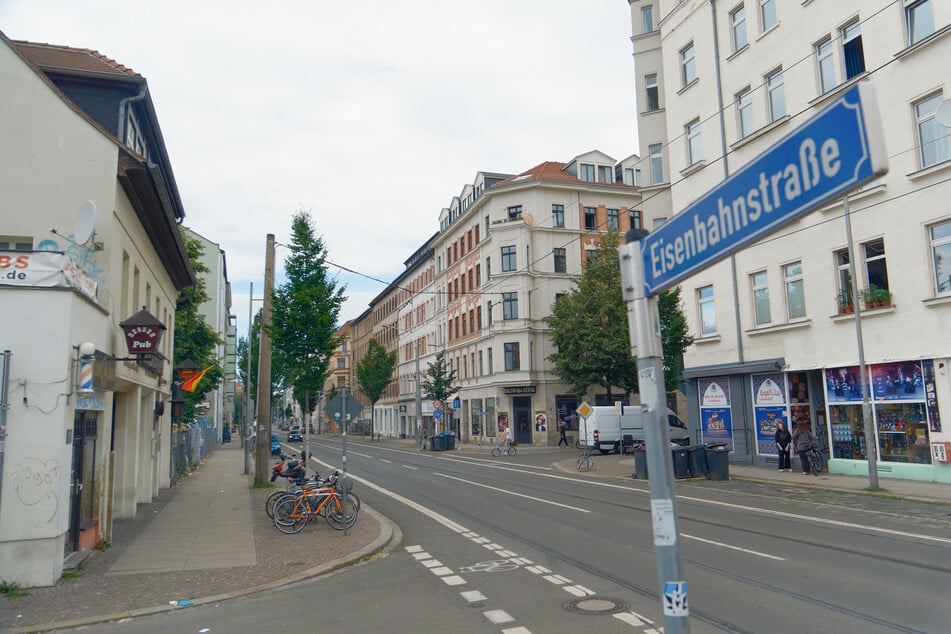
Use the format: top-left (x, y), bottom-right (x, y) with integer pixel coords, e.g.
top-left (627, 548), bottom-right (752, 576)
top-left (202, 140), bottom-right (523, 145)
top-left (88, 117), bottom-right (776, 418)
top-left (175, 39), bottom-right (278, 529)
top-left (265, 490), bottom-right (296, 519)
top-left (491, 446), bottom-right (501, 457)
top-left (325, 497), bottom-right (358, 531)
top-left (506, 446), bottom-right (516, 456)
top-left (809, 451), bottom-right (822, 476)
top-left (273, 498), bottom-right (308, 534)
top-left (577, 455), bottom-right (593, 472)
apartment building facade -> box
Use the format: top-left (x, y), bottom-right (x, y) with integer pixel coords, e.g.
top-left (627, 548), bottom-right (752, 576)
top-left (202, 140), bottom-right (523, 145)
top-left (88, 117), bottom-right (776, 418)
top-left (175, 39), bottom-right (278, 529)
top-left (626, 0), bottom-right (950, 482)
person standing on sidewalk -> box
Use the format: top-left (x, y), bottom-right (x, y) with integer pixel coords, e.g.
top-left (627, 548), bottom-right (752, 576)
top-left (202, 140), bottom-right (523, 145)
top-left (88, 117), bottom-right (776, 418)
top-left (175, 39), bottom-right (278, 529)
top-left (557, 418), bottom-right (569, 447)
top-left (775, 421), bottom-right (792, 472)
top-left (792, 423), bottom-right (815, 474)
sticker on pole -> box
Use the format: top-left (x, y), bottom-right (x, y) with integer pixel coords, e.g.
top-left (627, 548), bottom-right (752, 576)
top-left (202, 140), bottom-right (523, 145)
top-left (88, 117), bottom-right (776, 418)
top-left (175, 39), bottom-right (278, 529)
top-left (651, 499), bottom-right (676, 546)
top-left (663, 581), bottom-right (689, 617)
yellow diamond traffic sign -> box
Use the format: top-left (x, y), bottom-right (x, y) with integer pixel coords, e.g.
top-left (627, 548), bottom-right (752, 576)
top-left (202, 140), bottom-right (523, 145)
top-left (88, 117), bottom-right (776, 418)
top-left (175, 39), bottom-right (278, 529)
top-left (577, 401), bottom-right (592, 418)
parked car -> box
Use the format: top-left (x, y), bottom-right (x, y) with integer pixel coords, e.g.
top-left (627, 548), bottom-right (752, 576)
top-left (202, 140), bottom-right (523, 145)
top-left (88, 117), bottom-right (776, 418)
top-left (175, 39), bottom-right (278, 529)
top-left (288, 425), bottom-right (303, 442)
top-left (270, 434), bottom-right (281, 455)
top-left (577, 406), bottom-right (690, 453)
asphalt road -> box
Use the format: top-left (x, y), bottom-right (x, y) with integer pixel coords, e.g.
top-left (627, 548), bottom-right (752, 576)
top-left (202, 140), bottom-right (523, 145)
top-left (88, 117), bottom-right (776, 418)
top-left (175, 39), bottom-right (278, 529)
top-left (85, 437), bottom-right (951, 633)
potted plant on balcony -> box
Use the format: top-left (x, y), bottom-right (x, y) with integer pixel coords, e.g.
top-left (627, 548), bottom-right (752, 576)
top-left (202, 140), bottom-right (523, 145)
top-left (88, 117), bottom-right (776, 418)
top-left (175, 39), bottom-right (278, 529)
top-left (863, 284), bottom-right (892, 309)
top-left (837, 289), bottom-right (854, 314)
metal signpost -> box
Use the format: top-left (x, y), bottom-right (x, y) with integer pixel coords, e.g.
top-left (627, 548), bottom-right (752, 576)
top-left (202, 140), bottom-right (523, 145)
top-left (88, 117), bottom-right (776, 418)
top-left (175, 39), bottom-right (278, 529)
top-left (325, 389), bottom-right (363, 510)
top-left (619, 84), bottom-right (887, 633)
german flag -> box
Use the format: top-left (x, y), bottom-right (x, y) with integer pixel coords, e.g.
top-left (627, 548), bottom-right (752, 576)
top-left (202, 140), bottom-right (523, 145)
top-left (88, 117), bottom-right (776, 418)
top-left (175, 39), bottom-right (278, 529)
top-left (181, 365), bottom-right (214, 393)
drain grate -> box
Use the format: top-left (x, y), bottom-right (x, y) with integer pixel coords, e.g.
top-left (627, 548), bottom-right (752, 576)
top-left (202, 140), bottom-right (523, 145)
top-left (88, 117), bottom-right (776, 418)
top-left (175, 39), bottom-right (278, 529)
top-left (564, 596), bottom-right (629, 615)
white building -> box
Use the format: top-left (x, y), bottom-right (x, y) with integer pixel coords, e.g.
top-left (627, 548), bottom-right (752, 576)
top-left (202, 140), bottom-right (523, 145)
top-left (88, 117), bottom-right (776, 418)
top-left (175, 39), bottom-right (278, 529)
top-left (625, 0), bottom-right (950, 482)
top-left (0, 35), bottom-right (195, 585)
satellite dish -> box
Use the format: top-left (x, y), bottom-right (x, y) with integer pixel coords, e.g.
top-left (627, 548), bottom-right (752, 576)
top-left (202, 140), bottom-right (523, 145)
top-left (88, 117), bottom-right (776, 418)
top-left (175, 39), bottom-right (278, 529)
top-left (936, 99), bottom-right (951, 128)
top-left (74, 201), bottom-right (97, 245)
top-left (521, 212), bottom-right (534, 226)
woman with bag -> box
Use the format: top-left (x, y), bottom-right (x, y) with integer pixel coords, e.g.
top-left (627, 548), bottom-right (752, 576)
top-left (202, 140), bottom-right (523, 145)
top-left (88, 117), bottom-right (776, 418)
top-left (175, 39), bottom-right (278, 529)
top-left (775, 421), bottom-right (792, 472)
top-left (792, 423), bottom-right (815, 475)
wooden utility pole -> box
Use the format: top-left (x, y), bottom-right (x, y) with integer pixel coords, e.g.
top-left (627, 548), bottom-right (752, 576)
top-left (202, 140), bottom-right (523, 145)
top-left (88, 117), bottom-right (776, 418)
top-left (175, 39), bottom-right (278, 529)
top-left (254, 234), bottom-right (276, 485)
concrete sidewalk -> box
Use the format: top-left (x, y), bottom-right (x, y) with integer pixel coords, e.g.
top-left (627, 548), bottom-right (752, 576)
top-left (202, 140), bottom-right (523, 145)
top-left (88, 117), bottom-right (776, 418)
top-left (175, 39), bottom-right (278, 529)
top-left (0, 442), bottom-right (395, 634)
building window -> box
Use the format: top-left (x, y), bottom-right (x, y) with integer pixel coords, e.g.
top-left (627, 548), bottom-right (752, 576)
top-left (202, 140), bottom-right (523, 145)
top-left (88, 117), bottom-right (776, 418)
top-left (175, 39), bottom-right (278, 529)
top-left (584, 207), bottom-right (597, 230)
top-left (487, 347), bottom-right (494, 374)
top-left (649, 144), bottom-right (664, 184)
top-left (645, 74), bottom-right (659, 111)
top-left (737, 88), bottom-right (754, 138)
top-left (623, 168), bottom-right (637, 186)
top-left (698, 286), bottom-right (716, 335)
top-left (478, 350), bottom-right (484, 376)
top-left (504, 342), bottom-right (520, 371)
top-left (0, 237), bottom-right (32, 250)
top-left (751, 271), bottom-right (771, 325)
top-left (835, 248), bottom-right (853, 307)
top-left (905, 0), bottom-right (935, 45)
top-left (337, 358), bottom-right (346, 369)
top-left (502, 292), bottom-right (518, 320)
top-left (641, 5), bottom-right (654, 33)
top-left (585, 248), bottom-right (598, 263)
top-left (929, 220), bottom-right (951, 295)
top-left (552, 204), bottom-right (565, 228)
top-left (816, 37), bottom-right (836, 94)
top-left (842, 19), bottom-right (865, 80)
top-left (766, 68), bottom-right (786, 122)
top-left (501, 246), bottom-right (516, 272)
top-left (730, 5), bottom-right (747, 52)
top-left (915, 93), bottom-right (950, 168)
top-left (681, 42), bottom-right (696, 87)
top-left (553, 248), bottom-right (567, 273)
top-left (507, 205), bottom-right (522, 220)
top-left (760, 0), bottom-right (777, 31)
top-left (784, 262), bottom-right (806, 319)
top-left (487, 301), bottom-right (493, 327)
top-left (653, 216), bottom-right (668, 230)
top-left (598, 165), bottom-right (613, 183)
top-left (580, 163), bottom-right (596, 182)
top-left (864, 239), bottom-right (889, 292)
top-left (607, 209), bottom-right (619, 230)
top-left (629, 210), bottom-right (642, 229)
top-left (686, 119), bottom-right (702, 166)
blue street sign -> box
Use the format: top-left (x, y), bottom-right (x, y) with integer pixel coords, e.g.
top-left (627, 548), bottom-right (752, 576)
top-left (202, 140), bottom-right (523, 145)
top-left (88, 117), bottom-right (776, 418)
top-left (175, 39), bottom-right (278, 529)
top-left (452, 398), bottom-right (461, 409)
top-left (433, 409), bottom-right (443, 420)
top-left (641, 84), bottom-right (887, 295)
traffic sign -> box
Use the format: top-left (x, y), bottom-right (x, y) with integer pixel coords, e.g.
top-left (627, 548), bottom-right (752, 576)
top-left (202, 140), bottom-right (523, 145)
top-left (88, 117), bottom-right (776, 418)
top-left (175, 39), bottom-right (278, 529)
top-left (641, 83), bottom-right (887, 295)
top-left (433, 409), bottom-right (443, 420)
top-left (325, 392), bottom-right (363, 422)
top-left (577, 401), bottom-right (593, 418)
top-left (452, 397), bottom-right (461, 409)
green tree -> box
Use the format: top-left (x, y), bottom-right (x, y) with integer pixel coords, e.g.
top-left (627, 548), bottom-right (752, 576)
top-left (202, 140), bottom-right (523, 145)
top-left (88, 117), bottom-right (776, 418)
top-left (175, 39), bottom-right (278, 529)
top-left (545, 230), bottom-right (637, 399)
top-left (658, 286), bottom-right (693, 391)
top-left (269, 210), bottom-right (345, 423)
top-left (420, 350), bottom-right (459, 435)
top-left (174, 229), bottom-right (223, 423)
top-left (545, 230), bottom-right (693, 399)
top-left (355, 338), bottom-right (397, 440)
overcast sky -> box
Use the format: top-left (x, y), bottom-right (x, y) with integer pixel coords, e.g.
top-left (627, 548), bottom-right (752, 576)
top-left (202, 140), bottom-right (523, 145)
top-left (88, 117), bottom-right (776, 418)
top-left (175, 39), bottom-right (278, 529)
top-left (3, 0), bottom-right (638, 338)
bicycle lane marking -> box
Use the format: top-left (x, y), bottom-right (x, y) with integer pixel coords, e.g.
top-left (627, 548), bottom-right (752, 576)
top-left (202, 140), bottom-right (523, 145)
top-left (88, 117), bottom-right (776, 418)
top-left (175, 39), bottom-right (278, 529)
top-left (312, 457), bottom-right (659, 632)
top-left (435, 472), bottom-right (591, 513)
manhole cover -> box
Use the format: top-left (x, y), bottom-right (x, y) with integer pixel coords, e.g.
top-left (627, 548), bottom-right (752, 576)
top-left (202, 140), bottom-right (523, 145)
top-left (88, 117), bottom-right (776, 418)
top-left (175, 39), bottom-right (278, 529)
top-left (564, 597), bottom-right (629, 615)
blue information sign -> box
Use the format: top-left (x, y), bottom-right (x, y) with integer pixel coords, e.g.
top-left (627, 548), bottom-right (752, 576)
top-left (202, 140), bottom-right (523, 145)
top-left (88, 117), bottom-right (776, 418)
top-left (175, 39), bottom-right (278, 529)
top-left (641, 84), bottom-right (887, 295)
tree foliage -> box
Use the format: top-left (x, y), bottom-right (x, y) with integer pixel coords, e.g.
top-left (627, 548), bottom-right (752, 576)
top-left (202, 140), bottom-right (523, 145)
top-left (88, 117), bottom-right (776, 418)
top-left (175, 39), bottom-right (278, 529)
top-left (174, 228), bottom-right (223, 422)
top-left (545, 230), bottom-right (693, 398)
top-left (268, 210), bottom-right (345, 419)
top-left (420, 350), bottom-right (460, 406)
top-left (355, 338), bottom-right (397, 437)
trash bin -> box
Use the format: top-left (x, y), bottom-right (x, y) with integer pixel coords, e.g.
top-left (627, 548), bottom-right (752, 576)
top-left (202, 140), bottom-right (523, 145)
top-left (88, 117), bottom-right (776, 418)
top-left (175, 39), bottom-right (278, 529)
top-left (671, 446), bottom-right (690, 479)
top-left (430, 435), bottom-right (445, 451)
top-left (705, 444), bottom-right (730, 480)
top-left (446, 433), bottom-right (456, 450)
top-left (632, 446), bottom-right (648, 479)
top-left (686, 445), bottom-right (708, 477)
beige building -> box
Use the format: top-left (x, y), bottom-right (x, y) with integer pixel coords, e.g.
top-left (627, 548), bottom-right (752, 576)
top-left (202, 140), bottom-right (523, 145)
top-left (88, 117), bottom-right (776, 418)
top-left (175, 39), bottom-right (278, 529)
top-left (0, 35), bottom-right (194, 585)
top-left (625, 0), bottom-right (950, 482)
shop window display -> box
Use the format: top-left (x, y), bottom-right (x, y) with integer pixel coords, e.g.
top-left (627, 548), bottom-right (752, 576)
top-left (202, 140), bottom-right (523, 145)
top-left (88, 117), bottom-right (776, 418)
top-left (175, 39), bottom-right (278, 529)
top-left (875, 403), bottom-right (931, 464)
top-left (830, 404), bottom-right (867, 460)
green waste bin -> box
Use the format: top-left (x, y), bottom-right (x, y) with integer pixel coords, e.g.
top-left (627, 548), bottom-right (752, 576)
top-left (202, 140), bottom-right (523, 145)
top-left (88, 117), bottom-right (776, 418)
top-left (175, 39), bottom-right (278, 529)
top-left (632, 447), bottom-right (648, 479)
top-left (430, 435), bottom-right (445, 451)
top-left (446, 433), bottom-right (456, 450)
top-left (687, 445), bottom-right (708, 477)
top-left (705, 444), bottom-right (730, 480)
top-left (671, 446), bottom-right (690, 479)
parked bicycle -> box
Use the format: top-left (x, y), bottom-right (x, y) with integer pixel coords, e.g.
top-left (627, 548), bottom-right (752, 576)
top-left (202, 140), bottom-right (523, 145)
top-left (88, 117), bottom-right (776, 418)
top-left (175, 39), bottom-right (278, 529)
top-left (272, 476), bottom-right (358, 534)
top-left (807, 444), bottom-right (825, 476)
top-left (266, 471), bottom-right (360, 519)
top-left (576, 448), bottom-right (593, 472)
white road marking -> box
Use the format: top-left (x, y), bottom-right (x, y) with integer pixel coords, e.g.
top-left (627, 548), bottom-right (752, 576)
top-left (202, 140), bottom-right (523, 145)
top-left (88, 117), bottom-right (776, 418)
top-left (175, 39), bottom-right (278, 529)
top-left (380, 459), bottom-right (392, 464)
top-left (502, 628), bottom-right (532, 634)
top-left (460, 590), bottom-right (487, 602)
top-left (441, 575), bottom-right (466, 586)
top-left (682, 533), bottom-right (785, 560)
top-left (484, 609), bottom-right (514, 624)
top-left (431, 566), bottom-right (453, 576)
top-left (543, 575), bottom-right (567, 585)
top-left (421, 560), bottom-right (443, 568)
top-left (405, 545), bottom-right (423, 553)
top-left (412, 552), bottom-right (431, 560)
top-left (436, 472), bottom-right (590, 513)
top-left (614, 611), bottom-right (652, 626)
top-left (402, 465), bottom-right (418, 470)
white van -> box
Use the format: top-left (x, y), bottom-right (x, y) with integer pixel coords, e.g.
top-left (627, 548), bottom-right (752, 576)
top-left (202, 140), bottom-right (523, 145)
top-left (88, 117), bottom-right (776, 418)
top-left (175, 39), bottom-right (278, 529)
top-left (577, 405), bottom-right (690, 454)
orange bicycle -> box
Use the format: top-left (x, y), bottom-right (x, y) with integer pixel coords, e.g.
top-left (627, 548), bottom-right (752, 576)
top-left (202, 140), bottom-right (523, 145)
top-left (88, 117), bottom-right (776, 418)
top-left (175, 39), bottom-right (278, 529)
top-left (272, 478), bottom-right (358, 534)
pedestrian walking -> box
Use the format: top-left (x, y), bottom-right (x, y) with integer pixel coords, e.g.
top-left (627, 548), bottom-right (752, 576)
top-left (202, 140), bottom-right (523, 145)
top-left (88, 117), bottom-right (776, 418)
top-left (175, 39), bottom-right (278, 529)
top-left (557, 419), bottom-right (569, 447)
top-left (792, 423), bottom-right (815, 475)
top-left (775, 421), bottom-right (792, 472)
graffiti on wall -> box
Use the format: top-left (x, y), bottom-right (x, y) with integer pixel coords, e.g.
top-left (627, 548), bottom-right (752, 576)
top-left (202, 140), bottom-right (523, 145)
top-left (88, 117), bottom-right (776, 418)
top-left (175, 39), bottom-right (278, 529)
top-left (36, 236), bottom-right (105, 284)
top-left (12, 457), bottom-right (60, 523)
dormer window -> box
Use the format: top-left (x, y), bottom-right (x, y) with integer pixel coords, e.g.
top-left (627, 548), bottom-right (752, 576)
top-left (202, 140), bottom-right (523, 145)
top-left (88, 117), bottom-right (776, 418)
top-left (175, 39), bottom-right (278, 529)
top-left (580, 163), bottom-right (596, 182)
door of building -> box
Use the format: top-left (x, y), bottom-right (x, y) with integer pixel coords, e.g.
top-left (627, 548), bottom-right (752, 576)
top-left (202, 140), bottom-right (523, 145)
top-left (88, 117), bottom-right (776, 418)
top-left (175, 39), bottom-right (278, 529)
top-left (513, 397), bottom-right (532, 444)
top-left (66, 412), bottom-right (97, 554)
